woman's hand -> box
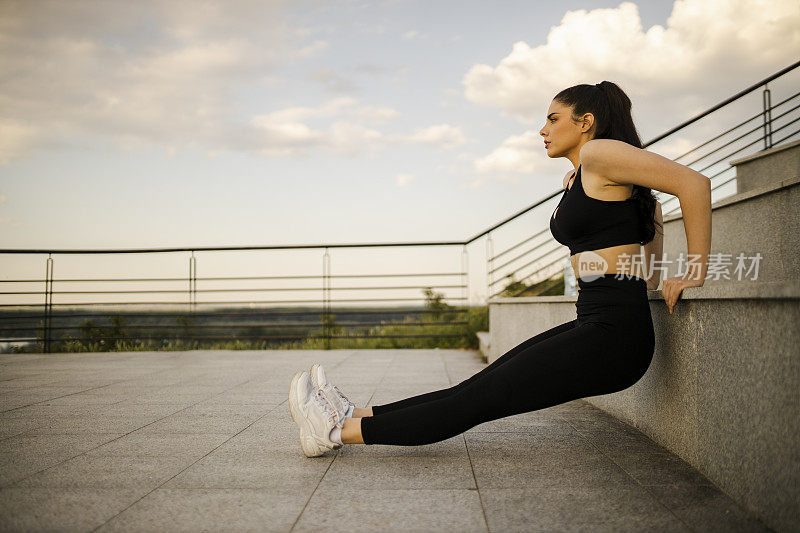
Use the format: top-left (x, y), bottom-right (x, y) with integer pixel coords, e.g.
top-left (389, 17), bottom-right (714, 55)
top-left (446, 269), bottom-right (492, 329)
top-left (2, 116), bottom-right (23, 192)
top-left (661, 274), bottom-right (704, 314)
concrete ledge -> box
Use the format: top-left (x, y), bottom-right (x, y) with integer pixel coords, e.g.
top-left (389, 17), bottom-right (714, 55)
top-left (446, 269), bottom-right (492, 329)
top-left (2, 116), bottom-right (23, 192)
top-left (491, 280), bottom-right (800, 305)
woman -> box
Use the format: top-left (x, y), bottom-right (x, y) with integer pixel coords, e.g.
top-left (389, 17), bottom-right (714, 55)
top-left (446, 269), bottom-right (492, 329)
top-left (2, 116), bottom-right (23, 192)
top-left (288, 81), bottom-right (712, 457)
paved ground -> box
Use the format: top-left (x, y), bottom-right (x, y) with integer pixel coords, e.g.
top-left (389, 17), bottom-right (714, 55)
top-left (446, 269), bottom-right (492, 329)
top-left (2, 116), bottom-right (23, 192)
top-left (0, 349), bottom-right (771, 532)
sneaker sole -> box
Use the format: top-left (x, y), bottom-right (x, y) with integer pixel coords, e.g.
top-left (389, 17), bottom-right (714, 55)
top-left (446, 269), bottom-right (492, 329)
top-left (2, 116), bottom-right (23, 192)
top-left (288, 371), bottom-right (327, 458)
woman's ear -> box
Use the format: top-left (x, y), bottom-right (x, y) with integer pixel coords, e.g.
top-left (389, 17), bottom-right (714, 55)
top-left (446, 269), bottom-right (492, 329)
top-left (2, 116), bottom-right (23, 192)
top-left (581, 113), bottom-right (595, 134)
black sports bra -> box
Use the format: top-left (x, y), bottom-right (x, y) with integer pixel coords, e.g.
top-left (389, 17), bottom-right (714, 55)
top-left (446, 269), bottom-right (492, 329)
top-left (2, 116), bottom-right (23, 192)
top-left (549, 165), bottom-right (643, 256)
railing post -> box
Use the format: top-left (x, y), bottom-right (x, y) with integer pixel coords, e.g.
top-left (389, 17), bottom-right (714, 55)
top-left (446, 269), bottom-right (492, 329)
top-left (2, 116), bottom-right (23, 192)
top-left (461, 245), bottom-right (469, 308)
top-left (43, 254), bottom-right (53, 353)
top-left (762, 83), bottom-right (773, 150)
top-left (485, 233), bottom-right (494, 305)
top-left (322, 247), bottom-right (330, 350)
top-left (189, 251), bottom-right (197, 311)
top-left (188, 251), bottom-right (197, 348)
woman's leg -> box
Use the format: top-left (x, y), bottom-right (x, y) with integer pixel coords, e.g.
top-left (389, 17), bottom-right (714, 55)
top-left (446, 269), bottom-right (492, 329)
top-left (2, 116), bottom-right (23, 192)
top-left (369, 319), bottom-right (578, 416)
top-left (358, 319), bottom-right (654, 446)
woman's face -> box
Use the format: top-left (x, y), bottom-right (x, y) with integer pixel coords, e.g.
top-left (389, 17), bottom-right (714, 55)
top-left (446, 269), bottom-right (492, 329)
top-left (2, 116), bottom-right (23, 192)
top-left (539, 100), bottom-right (589, 159)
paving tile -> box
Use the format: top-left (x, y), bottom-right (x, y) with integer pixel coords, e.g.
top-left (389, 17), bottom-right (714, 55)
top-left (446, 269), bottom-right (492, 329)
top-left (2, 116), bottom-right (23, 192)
top-left (0, 433), bottom-right (122, 486)
top-left (0, 349), bottom-right (770, 532)
top-left (12, 454), bottom-right (194, 489)
top-left (644, 482), bottom-right (772, 532)
top-left (95, 488), bottom-right (310, 533)
top-left (481, 484), bottom-right (690, 532)
top-left (0, 487), bottom-right (144, 532)
top-left (608, 450), bottom-right (715, 486)
top-left (293, 488), bottom-right (487, 533)
top-left (134, 412), bottom-right (262, 435)
top-left (465, 429), bottom-right (598, 462)
top-left (0, 415), bottom-right (46, 439)
top-left (318, 451), bottom-right (476, 489)
top-left (469, 447), bottom-right (634, 490)
top-left (163, 446), bottom-right (334, 490)
top-left (339, 435), bottom-right (467, 458)
top-left (82, 433), bottom-right (233, 459)
top-left (11, 414), bottom-right (161, 435)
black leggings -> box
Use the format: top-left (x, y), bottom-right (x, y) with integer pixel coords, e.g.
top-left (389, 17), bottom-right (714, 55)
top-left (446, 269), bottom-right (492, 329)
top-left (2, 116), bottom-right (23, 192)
top-left (360, 274), bottom-right (655, 445)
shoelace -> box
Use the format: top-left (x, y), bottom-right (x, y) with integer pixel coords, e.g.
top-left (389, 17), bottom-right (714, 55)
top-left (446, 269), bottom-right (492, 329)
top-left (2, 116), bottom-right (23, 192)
top-left (313, 389), bottom-right (339, 427)
top-left (331, 384), bottom-right (352, 407)
top-left (318, 387), bottom-right (343, 426)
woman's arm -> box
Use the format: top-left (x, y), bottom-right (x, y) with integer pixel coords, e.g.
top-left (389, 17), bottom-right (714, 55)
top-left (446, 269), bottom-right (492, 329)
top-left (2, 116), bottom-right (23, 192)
top-left (581, 139), bottom-right (711, 312)
top-left (642, 201), bottom-right (663, 290)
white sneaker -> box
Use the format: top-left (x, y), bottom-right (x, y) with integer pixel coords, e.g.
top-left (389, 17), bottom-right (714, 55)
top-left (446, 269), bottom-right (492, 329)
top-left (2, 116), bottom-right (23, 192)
top-left (310, 363), bottom-right (354, 425)
top-left (288, 371), bottom-right (340, 457)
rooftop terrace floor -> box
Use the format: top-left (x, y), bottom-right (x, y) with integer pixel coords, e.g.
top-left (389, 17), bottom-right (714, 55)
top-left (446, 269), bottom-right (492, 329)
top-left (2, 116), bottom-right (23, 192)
top-left (0, 349), bottom-right (770, 532)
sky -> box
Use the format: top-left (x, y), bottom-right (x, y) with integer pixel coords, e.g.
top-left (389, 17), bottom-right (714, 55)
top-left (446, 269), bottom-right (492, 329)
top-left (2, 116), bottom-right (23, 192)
top-left (1, 0), bottom-right (799, 307)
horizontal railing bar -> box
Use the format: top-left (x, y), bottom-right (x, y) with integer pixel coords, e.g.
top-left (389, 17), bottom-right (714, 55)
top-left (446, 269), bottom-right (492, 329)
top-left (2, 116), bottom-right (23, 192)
top-left (489, 227), bottom-right (552, 263)
top-left (0, 284), bottom-right (466, 295)
top-left (465, 190), bottom-right (563, 244)
top-left (693, 120), bottom-right (799, 175)
top-left (509, 273), bottom-right (559, 297)
top-left (772, 127), bottom-right (800, 145)
top-left (0, 272), bottom-right (465, 283)
top-left (682, 103), bottom-right (800, 169)
top-left (0, 296), bottom-right (468, 307)
top-left (671, 90), bottom-right (800, 163)
top-left (2, 333), bottom-right (469, 343)
top-left (489, 239), bottom-right (556, 276)
top-left (0, 308), bottom-right (470, 320)
top-left (643, 59), bottom-right (800, 147)
top-left (489, 252), bottom-right (567, 298)
top-left (489, 245), bottom-right (567, 289)
top-left (0, 321), bottom-right (470, 332)
top-left (0, 241), bottom-right (467, 255)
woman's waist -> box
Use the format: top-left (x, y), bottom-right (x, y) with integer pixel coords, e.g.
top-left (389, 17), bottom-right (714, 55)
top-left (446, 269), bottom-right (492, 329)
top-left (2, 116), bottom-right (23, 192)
top-left (576, 274), bottom-right (649, 305)
top-left (570, 245), bottom-right (646, 278)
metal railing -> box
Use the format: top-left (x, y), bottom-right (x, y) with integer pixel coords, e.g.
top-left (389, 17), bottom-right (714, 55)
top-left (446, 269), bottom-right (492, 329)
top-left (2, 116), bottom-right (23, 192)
top-left (1, 60), bottom-right (799, 353)
top-left (0, 243), bottom-right (472, 352)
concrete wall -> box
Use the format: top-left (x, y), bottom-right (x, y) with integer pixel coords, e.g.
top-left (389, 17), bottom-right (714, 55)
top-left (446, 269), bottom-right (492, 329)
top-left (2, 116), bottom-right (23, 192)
top-left (488, 282), bottom-right (800, 532)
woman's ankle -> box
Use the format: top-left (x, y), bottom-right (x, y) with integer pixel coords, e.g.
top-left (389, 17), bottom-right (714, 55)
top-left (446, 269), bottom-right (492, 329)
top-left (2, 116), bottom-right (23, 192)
top-left (352, 407), bottom-right (373, 417)
top-left (341, 416), bottom-right (364, 444)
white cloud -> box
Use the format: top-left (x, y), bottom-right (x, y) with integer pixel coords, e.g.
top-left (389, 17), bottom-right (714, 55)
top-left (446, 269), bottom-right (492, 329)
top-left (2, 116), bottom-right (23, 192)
top-left (0, 0), bottom-right (295, 163)
top-left (297, 40), bottom-right (329, 57)
top-left (0, 120), bottom-right (38, 165)
top-left (402, 30), bottom-right (419, 40)
top-left (248, 98), bottom-right (392, 157)
top-left (396, 173), bottom-right (414, 186)
top-left (402, 124), bottom-right (468, 150)
top-left (466, 0), bottom-right (799, 178)
top-left (463, 0), bottom-right (800, 125)
top-left (473, 131), bottom-right (543, 174)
